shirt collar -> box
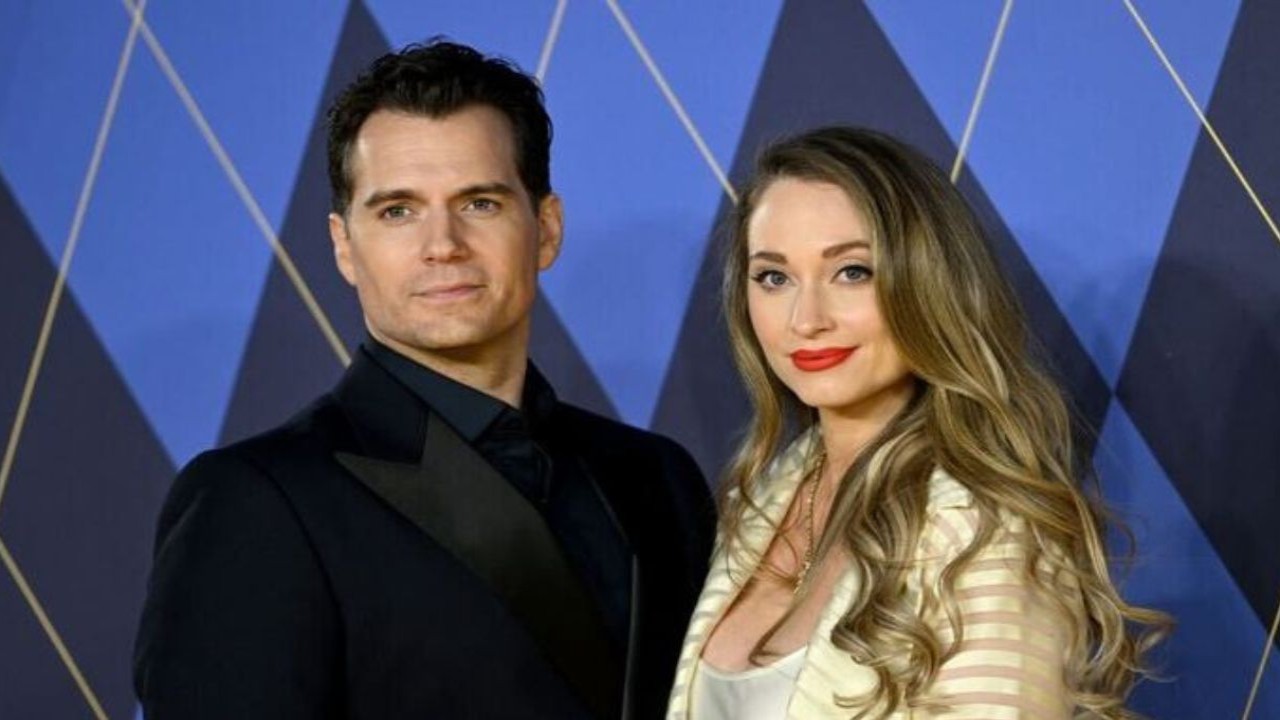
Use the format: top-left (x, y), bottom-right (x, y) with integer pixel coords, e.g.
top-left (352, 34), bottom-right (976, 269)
top-left (362, 336), bottom-right (556, 442)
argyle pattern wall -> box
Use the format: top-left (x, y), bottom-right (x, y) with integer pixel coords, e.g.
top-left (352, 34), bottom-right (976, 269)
top-left (1, 1), bottom-right (1276, 718)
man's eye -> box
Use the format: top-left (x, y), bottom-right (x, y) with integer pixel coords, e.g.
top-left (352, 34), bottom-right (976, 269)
top-left (465, 198), bottom-right (500, 213)
top-left (837, 264), bottom-right (873, 283)
top-left (750, 269), bottom-right (789, 289)
top-left (381, 205), bottom-right (411, 220)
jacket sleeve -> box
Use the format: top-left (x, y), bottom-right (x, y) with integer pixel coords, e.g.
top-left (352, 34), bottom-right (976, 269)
top-left (916, 504), bottom-right (1073, 719)
top-left (657, 437), bottom-right (717, 592)
top-left (133, 450), bottom-right (342, 719)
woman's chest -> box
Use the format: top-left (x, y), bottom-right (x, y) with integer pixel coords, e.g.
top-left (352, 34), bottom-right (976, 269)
top-left (700, 547), bottom-right (848, 672)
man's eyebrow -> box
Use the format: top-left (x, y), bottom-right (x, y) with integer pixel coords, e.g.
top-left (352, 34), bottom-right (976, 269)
top-left (456, 182), bottom-right (519, 198)
top-left (360, 183), bottom-right (520, 210)
top-left (362, 188), bottom-right (420, 209)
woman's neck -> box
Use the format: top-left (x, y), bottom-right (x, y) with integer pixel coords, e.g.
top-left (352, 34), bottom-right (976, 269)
top-left (814, 381), bottom-right (915, 471)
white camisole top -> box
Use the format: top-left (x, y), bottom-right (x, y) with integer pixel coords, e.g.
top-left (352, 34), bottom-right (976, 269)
top-left (689, 646), bottom-right (807, 720)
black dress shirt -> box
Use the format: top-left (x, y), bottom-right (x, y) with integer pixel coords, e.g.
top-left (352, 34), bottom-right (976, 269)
top-left (363, 339), bottom-right (633, 656)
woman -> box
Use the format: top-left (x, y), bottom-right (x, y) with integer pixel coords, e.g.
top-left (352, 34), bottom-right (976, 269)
top-left (667, 128), bottom-right (1169, 719)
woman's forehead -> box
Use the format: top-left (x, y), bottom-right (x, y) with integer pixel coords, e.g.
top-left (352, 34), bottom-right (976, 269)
top-left (747, 179), bottom-right (873, 256)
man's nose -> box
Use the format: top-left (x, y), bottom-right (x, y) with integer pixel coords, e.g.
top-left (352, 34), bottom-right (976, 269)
top-left (419, 211), bottom-right (467, 262)
top-left (789, 284), bottom-right (834, 337)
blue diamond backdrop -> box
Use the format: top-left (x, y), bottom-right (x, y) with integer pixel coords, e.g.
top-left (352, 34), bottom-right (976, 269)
top-left (0, 1), bottom-right (1276, 718)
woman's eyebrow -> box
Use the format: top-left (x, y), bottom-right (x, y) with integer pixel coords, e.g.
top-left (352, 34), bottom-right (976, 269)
top-left (748, 250), bottom-right (787, 263)
top-left (821, 239), bottom-right (871, 258)
top-left (749, 240), bottom-right (870, 263)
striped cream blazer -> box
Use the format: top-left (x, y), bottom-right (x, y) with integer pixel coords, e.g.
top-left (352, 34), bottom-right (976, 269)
top-left (667, 432), bottom-right (1073, 719)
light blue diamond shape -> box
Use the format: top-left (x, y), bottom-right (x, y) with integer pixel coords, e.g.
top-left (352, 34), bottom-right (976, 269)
top-left (871, 1), bottom-right (1241, 385)
top-left (539, 0), bottom-right (781, 428)
top-left (66, 49), bottom-right (275, 468)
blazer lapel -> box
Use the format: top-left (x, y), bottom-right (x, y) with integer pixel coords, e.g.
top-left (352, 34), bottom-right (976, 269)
top-left (666, 430), bottom-right (817, 719)
top-left (337, 413), bottom-right (622, 720)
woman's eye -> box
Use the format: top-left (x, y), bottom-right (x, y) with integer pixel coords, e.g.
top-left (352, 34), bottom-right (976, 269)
top-left (751, 269), bottom-right (789, 289)
top-left (838, 264), bottom-right (873, 282)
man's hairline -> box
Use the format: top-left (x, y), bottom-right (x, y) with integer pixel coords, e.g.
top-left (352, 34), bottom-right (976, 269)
top-left (335, 101), bottom-right (544, 219)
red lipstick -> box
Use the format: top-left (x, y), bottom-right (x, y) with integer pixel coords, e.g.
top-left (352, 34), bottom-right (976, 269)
top-left (790, 347), bottom-right (856, 372)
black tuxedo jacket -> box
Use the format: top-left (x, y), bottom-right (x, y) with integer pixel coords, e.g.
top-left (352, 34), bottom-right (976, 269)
top-left (133, 352), bottom-right (715, 719)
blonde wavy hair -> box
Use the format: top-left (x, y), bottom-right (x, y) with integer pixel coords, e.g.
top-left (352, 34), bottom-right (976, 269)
top-left (719, 127), bottom-right (1170, 718)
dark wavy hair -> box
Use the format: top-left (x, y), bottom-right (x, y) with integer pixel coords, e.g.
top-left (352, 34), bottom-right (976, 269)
top-left (325, 38), bottom-right (552, 215)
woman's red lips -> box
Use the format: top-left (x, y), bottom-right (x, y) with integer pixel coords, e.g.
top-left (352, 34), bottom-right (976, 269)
top-left (790, 347), bottom-right (856, 372)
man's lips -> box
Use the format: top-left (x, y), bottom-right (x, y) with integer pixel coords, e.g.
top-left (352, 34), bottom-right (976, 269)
top-left (413, 283), bottom-right (483, 301)
top-left (789, 347), bottom-right (856, 372)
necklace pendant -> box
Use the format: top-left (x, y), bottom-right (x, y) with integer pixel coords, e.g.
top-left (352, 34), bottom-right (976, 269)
top-left (793, 448), bottom-right (825, 596)
top-left (794, 558), bottom-right (813, 594)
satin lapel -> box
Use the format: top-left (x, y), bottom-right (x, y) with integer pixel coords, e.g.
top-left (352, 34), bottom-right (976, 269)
top-left (667, 431), bottom-right (816, 719)
top-left (336, 414), bottom-right (621, 720)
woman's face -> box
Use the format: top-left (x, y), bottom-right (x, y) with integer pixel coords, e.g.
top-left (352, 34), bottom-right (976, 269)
top-left (745, 177), bottom-right (915, 420)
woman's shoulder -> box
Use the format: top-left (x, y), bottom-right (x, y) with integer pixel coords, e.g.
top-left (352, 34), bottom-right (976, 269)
top-left (925, 467), bottom-right (974, 513)
top-left (919, 468), bottom-right (1011, 562)
top-left (728, 430), bottom-right (818, 502)
top-left (919, 468), bottom-right (1036, 570)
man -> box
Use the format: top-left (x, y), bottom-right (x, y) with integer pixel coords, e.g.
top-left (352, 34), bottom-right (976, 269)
top-left (133, 40), bottom-right (714, 719)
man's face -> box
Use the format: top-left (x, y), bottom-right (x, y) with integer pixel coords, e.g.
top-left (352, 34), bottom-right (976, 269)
top-left (330, 106), bottom-right (562, 367)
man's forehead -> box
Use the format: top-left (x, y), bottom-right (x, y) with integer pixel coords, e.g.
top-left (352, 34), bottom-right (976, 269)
top-left (348, 107), bottom-right (522, 187)
top-left (356, 105), bottom-right (516, 151)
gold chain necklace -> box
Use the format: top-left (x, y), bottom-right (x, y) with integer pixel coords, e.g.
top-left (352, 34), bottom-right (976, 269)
top-left (793, 451), bottom-right (826, 595)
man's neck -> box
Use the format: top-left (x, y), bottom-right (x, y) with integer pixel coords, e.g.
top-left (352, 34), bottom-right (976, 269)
top-left (372, 333), bottom-right (529, 409)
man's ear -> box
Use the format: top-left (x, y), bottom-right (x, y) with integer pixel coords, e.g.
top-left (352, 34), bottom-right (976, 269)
top-left (535, 194), bottom-right (564, 271)
top-left (329, 212), bottom-right (357, 286)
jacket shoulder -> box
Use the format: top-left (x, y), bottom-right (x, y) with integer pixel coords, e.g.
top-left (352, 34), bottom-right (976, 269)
top-left (555, 403), bottom-right (692, 461)
top-left (219, 393), bottom-right (349, 460)
top-left (137, 407), bottom-right (345, 718)
top-left (155, 395), bottom-right (350, 531)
